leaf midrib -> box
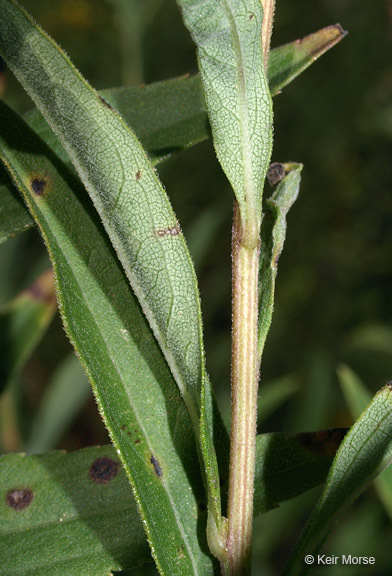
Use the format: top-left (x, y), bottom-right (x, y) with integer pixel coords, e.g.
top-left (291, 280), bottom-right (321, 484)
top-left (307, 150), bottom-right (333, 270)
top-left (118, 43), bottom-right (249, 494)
top-left (221, 0), bottom-right (256, 228)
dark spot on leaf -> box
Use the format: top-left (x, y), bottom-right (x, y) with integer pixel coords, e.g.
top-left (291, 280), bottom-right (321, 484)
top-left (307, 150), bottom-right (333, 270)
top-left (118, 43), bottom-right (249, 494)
top-left (89, 457), bottom-right (118, 484)
top-left (127, 432), bottom-right (132, 437)
top-left (31, 178), bottom-right (46, 195)
top-left (136, 170), bottom-right (141, 180)
top-left (150, 455), bottom-right (162, 478)
top-left (6, 488), bottom-right (34, 511)
top-left (298, 428), bottom-right (347, 457)
top-left (121, 424), bottom-right (127, 430)
top-left (98, 95), bottom-right (114, 111)
top-left (134, 439), bottom-right (140, 445)
top-left (249, 13), bottom-right (254, 20)
top-left (267, 163), bottom-right (286, 186)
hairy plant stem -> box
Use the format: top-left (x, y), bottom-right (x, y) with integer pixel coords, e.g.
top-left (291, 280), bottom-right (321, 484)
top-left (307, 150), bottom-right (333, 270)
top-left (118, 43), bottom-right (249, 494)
top-left (222, 203), bottom-right (260, 576)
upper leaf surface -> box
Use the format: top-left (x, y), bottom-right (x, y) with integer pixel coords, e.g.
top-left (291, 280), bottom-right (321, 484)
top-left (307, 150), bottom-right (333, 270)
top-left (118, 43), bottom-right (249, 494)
top-left (0, 447), bottom-right (150, 576)
top-left (282, 384), bottom-right (392, 575)
top-left (178, 0), bottom-right (273, 232)
top-left (0, 429), bottom-right (345, 575)
top-left (0, 100), bottom-right (215, 576)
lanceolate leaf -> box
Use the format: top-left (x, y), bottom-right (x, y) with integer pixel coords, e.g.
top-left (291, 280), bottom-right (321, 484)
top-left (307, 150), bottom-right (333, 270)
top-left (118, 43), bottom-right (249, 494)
top-left (0, 0), bottom-right (224, 544)
top-left (0, 446), bottom-right (150, 576)
top-left (338, 365), bottom-right (392, 521)
top-left (0, 24), bottom-right (346, 244)
top-left (178, 0), bottom-right (273, 231)
top-left (283, 384), bottom-right (392, 576)
top-left (26, 353), bottom-right (91, 454)
top-left (0, 268), bottom-right (56, 394)
top-left (0, 429), bottom-right (346, 575)
top-left (258, 164), bottom-right (302, 361)
top-left (0, 101), bottom-right (215, 576)
top-left (254, 428), bottom-right (346, 514)
top-left (269, 24), bottom-right (347, 96)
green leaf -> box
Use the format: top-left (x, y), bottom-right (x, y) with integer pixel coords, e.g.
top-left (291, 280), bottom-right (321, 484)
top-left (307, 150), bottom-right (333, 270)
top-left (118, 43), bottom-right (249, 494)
top-left (254, 428), bottom-right (346, 515)
top-left (0, 429), bottom-right (346, 575)
top-left (258, 163), bottom-right (302, 361)
top-left (0, 169), bottom-right (34, 244)
top-left (0, 446), bottom-right (150, 576)
top-left (0, 101), bottom-right (215, 575)
top-left (178, 0), bottom-right (273, 234)
top-left (26, 353), bottom-right (91, 454)
top-left (282, 384), bottom-right (392, 576)
top-left (0, 0), bottom-right (225, 552)
top-left (0, 23), bottom-right (346, 244)
top-left (0, 268), bottom-right (56, 394)
top-left (338, 364), bottom-right (392, 521)
top-left (268, 24), bottom-right (347, 96)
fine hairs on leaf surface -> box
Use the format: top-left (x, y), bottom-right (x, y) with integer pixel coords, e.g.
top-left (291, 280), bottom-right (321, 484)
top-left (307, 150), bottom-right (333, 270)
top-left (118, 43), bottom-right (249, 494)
top-left (0, 24), bottom-right (347, 244)
top-left (0, 97), bottom-right (216, 576)
top-left (0, 7), bottom-right (226, 558)
top-left (0, 429), bottom-right (347, 575)
top-left (1, 2), bottom-right (390, 576)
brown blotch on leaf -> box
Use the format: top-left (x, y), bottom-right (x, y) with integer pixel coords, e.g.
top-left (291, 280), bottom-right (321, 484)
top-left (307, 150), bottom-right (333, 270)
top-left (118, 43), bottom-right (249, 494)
top-left (89, 457), bottom-right (118, 484)
top-left (6, 488), bottom-right (34, 511)
top-left (136, 170), bottom-right (141, 181)
top-left (249, 13), bottom-right (254, 20)
top-left (98, 95), bottom-right (114, 111)
top-left (267, 163), bottom-right (286, 187)
top-left (298, 428), bottom-right (347, 457)
top-left (150, 455), bottom-right (163, 478)
top-left (121, 424), bottom-right (127, 431)
top-left (134, 439), bottom-right (140, 445)
top-left (31, 178), bottom-right (46, 195)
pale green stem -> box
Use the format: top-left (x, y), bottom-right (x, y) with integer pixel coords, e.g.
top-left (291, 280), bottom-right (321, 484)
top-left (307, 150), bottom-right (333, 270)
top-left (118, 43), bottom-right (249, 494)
top-left (222, 203), bottom-right (260, 576)
top-left (261, 0), bottom-right (276, 71)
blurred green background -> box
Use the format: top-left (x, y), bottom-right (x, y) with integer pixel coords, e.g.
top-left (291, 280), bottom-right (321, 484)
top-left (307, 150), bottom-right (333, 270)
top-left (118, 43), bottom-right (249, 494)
top-left (1, 0), bottom-right (391, 574)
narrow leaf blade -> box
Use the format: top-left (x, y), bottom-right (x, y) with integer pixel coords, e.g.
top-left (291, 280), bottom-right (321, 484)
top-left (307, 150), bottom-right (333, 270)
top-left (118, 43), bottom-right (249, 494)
top-left (338, 364), bottom-right (392, 521)
top-left (0, 268), bottom-right (56, 394)
top-left (1, 22), bottom-right (346, 244)
top-left (258, 163), bottom-right (302, 360)
top-left (26, 353), bottom-right (91, 454)
top-left (0, 428), bottom-right (346, 575)
top-left (269, 24), bottom-right (347, 96)
top-left (0, 100), bottom-right (215, 576)
top-left (0, 0), bottom-right (224, 546)
top-left (282, 384), bottom-right (392, 576)
top-left (254, 428), bottom-right (346, 515)
top-left (178, 0), bottom-right (273, 227)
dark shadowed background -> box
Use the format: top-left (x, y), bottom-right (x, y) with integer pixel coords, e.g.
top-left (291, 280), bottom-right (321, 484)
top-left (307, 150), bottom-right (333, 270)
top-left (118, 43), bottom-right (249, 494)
top-left (1, 1), bottom-right (391, 574)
